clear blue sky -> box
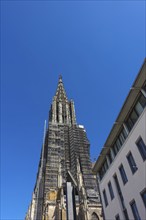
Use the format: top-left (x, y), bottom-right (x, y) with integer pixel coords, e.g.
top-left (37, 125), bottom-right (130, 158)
top-left (1, 1), bottom-right (145, 219)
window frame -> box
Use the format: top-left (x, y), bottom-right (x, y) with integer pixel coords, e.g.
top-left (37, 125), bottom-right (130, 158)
top-left (123, 209), bottom-right (129, 220)
top-left (140, 188), bottom-right (146, 208)
top-left (130, 199), bottom-right (141, 220)
top-left (126, 151), bottom-right (138, 174)
top-left (119, 164), bottom-right (128, 185)
top-left (136, 136), bottom-right (146, 161)
top-left (108, 181), bottom-right (114, 200)
top-left (115, 214), bottom-right (120, 220)
top-left (103, 189), bottom-right (108, 207)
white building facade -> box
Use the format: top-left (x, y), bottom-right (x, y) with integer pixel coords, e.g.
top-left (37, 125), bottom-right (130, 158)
top-left (93, 59), bottom-right (146, 220)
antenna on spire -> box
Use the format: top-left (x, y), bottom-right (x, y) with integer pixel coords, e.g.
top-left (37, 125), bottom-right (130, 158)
top-left (39, 120), bottom-right (47, 180)
top-left (41, 120), bottom-right (46, 163)
top-left (43, 120), bottom-right (47, 145)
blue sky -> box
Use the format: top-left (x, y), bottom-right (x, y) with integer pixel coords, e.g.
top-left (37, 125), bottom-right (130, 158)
top-left (1, 1), bottom-right (145, 219)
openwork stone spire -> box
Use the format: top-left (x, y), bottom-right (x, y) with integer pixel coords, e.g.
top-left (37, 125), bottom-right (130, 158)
top-left (55, 75), bottom-right (68, 102)
top-left (49, 75), bottom-right (76, 125)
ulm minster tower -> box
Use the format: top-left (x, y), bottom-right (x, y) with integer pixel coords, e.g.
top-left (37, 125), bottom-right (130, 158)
top-left (25, 76), bottom-right (102, 220)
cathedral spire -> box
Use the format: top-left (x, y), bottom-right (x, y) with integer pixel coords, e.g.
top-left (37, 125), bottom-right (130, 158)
top-left (55, 75), bottom-right (68, 102)
top-left (25, 73), bottom-right (102, 220)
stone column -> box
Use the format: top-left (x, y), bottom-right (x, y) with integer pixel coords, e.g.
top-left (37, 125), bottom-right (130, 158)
top-left (52, 98), bottom-right (57, 123)
top-left (70, 100), bottom-right (76, 124)
top-left (66, 102), bottom-right (71, 124)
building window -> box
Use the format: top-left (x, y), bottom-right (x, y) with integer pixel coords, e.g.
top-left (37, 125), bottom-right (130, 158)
top-left (113, 174), bottom-right (125, 210)
top-left (99, 168), bottom-right (104, 180)
top-left (127, 152), bottom-right (138, 174)
top-left (112, 127), bottom-right (128, 157)
top-left (136, 137), bottom-right (146, 161)
top-left (126, 109), bottom-right (138, 131)
top-left (115, 214), bottom-right (120, 220)
top-left (142, 83), bottom-right (146, 93)
top-left (126, 117), bottom-right (134, 131)
top-left (130, 200), bottom-right (141, 220)
top-left (103, 189), bottom-right (108, 207)
top-left (103, 159), bottom-right (109, 171)
top-left (113, 174), bottom-right (121, 195)
top-left (119, 164), bottom-right (128, 185)
top-left (138, 93), bottom-right (146, 109)
top-left (140, 188), bottom-right (146, 207)
top-left (123, 209), bottom-right (129, 220)
top-left (125, 93), bottom-right (146, 132)
top-left (107, 150), bottom-right (113, 164)
top-left (108, 181), bottom-right (114, 200)
top-left (130, 109), bottom-right (139, 124)
top-left (113, 143), bottom-right (119, 156)
top-left (135, 101), bottom-right (143, 116)
top-left (121, 127), bottom-right (128, 139)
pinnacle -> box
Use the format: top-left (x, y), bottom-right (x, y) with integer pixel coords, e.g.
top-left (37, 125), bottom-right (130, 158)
top-left (55, 75), bottom-right (68, 101)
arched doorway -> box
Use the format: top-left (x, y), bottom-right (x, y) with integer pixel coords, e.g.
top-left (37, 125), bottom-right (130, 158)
top-left (91, 212), bottom-right (99, 220)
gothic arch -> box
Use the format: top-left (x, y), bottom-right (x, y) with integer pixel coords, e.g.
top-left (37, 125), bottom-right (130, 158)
top-left (91, 212), bottom-right (99, 220)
